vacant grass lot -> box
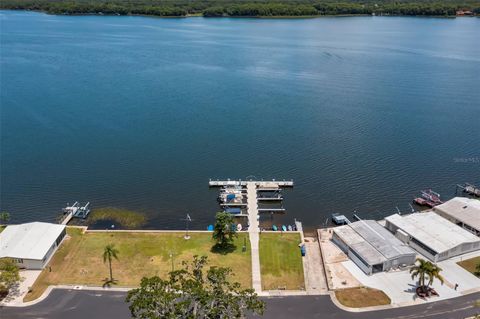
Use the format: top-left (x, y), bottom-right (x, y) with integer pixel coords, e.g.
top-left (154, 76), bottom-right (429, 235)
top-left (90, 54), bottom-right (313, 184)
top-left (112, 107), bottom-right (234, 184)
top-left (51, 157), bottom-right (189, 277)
top-left (24, 229), bottom-right (251, 302)
top-left (335, 287), bottom-right (391, 308)
top-left (259, 232), bottom-right (304, 290)
top-left (458, 256), bottom-right (480, 275)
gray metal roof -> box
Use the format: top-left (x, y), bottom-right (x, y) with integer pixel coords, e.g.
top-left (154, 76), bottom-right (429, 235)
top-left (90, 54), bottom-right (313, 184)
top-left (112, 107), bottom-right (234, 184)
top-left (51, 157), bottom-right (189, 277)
top-left (334, 220), bottom-right (416, 266)
top-left (434, 197), bottom-right (480, 230)
top-left (350, 220), bottom-right (415, 259)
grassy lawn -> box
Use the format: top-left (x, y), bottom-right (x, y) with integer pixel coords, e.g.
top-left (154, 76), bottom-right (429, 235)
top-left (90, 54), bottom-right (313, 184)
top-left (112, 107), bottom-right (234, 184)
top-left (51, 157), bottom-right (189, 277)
top-left (259, 233), bottom-right (304, 290)
top-left (458, 256), bottom-right (480, 275)
top-left (335, 287), bottom-right (391, 308)
top-left (24, 229), bottom-right (251, 302)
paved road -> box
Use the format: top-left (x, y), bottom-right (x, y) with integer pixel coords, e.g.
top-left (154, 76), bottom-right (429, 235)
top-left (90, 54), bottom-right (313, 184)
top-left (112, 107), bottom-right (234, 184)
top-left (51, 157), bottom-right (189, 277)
top-left (2, 289), bottom-right (480, 319)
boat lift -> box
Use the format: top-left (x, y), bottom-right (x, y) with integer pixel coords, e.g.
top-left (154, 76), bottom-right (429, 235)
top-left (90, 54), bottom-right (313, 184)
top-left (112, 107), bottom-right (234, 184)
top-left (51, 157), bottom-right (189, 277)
top-left (457, 183), bottom-right (480, 197)
top-left (63, 201), bottom-right (91, 219)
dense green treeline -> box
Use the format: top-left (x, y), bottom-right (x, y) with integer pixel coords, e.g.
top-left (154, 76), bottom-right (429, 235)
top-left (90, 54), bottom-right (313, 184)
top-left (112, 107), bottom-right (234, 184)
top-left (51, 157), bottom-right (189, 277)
top-left (1, 0), bottom-right (479, 17)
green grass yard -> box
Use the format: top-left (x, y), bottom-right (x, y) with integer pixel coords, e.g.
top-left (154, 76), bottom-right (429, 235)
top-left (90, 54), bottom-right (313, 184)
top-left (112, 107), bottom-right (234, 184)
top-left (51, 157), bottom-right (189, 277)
top-left (259, 232), bottom-right (305, 290)
top-left (24, 229), bottom-right (251, 302)
top-left (458, 256), bottom-right (480, 275)
top-left (335, 287), bottom-right (391, 308)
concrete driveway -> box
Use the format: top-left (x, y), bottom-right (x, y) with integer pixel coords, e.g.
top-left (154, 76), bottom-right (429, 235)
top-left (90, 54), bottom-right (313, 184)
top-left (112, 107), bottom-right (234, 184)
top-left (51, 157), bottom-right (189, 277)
top-left (0, 270), bottom-right (41, 306)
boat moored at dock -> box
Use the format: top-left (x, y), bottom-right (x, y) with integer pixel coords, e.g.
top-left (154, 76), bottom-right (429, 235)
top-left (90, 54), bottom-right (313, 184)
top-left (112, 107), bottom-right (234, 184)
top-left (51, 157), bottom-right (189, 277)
top-left (62, 201), bottom-right (91, 219)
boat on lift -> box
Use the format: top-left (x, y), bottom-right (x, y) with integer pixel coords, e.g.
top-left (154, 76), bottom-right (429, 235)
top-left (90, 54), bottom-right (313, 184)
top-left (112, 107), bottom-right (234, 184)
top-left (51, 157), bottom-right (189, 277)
top-left (63, 201), bottom-right (91, 219)
top-left (413, 189), bottom-right (443, 207)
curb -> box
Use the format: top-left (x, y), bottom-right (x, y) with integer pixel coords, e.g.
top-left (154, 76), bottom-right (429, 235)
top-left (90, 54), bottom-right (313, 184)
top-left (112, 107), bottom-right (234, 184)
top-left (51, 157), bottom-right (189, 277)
top-left (0, 285), bottom-right (132, 308)
top-left (328, 290), bottom-right (395, 312)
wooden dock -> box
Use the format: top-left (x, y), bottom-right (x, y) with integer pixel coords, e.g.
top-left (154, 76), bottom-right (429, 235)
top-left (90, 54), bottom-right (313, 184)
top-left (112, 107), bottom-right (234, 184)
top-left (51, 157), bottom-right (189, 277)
top-left (60, 212), bottom-right (73, 225)
top-left (258, 208), bottom-right (286, 213)
top-left (209, 179), bottom-right (294, 188)
top-left (246, 181), bottom-right (262, 292)
top-left (219, 203), bottom-right (248, 207)
top-left (457, 183), bottom-right (480, 197)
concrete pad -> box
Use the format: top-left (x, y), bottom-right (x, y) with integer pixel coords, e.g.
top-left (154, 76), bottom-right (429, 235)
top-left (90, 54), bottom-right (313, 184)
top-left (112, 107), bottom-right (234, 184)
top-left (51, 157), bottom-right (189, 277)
top-left (342, 259), bottom-right (472, 306)
top-left (330, 262), bottom-right (361, 289)
top-left (303, 237), bottom-right (328, 294)
top-left (319, 229), bottom-right (361, 290)
top-left (438, 258), bottom-right (480, 293)
top-left (319, 229), bottom-right (348, 264)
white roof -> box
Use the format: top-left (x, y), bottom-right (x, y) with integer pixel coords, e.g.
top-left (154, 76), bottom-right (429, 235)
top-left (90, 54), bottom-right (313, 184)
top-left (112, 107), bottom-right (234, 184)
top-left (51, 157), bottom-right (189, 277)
top-left (434, 197), bottom-right (480, 230)
top-left (0, 222), bottom-right (65, 260)
top-left (386, 212), bottom-right (480, 254)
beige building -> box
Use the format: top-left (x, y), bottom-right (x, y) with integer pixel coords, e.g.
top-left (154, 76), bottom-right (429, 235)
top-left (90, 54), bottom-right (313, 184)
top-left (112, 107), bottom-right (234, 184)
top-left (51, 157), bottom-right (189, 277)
top-left (433, 197), bottom-right (480, 236)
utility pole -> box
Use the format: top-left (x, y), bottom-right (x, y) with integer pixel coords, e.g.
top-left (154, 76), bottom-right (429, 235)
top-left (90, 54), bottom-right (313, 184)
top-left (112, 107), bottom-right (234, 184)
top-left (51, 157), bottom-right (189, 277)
top-left (169, 251), bottom-right (175, 272)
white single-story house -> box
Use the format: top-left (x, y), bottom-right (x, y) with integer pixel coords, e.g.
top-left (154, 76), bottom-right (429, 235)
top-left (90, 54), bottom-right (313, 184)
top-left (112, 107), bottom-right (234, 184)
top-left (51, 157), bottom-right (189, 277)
top-left (0, 222), bottom-right (66, 269)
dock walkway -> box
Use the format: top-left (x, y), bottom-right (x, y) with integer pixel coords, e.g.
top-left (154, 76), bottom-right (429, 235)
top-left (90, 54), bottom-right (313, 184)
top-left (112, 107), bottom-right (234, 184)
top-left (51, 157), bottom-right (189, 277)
top-left (247, 182), bottom-right (262, 293)
top-left (60, 212), bottom-right (73, 225)
top-left (209, 179), bottom-right (293, 187)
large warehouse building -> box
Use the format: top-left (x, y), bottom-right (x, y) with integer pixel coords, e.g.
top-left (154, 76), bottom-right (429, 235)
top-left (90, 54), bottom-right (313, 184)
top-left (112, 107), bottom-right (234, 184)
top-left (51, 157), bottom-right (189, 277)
top-left (0, 222), bottom-right (66, 269)
top-left (385, 212), bottom-right (480, 262)
top-left (332, 220), bottom-right (416, 275)
top-left (433, 197), bottom-right (480, 236)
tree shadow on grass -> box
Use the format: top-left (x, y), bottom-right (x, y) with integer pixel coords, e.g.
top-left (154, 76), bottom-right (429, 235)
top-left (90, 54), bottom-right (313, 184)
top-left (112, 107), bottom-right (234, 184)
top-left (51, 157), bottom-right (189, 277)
top-left (102, 278), bottom-right (118, 288)
top-left (211, 243), bottom-right (237, 255)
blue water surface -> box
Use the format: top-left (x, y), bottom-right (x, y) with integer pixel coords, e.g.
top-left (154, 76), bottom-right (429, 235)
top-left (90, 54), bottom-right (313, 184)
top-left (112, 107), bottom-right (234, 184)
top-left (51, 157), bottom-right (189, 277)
top-left (1, 11), bottom-right (479, 229)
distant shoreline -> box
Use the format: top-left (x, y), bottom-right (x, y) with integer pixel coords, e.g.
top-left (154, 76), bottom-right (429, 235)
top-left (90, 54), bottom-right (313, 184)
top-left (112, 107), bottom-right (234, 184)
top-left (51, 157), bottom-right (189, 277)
top-left (0, 8), bottom-right (477, 20)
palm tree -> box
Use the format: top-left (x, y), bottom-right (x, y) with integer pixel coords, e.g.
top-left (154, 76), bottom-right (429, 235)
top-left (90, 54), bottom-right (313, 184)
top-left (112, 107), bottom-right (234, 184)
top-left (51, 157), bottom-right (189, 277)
top-left (103, 244), bottom-right (119, 282)
top-left (427, 263), bottom-right (444, 288)
top-left (410, 258), bottom-right (432, 293)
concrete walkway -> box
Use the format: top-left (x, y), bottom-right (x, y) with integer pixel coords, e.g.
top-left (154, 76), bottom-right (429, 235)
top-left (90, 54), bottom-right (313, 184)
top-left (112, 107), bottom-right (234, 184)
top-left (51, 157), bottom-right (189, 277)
top-left (246, 182), bottom-right (262, 293)
top-left (303, 237), bottom-right (328, 295)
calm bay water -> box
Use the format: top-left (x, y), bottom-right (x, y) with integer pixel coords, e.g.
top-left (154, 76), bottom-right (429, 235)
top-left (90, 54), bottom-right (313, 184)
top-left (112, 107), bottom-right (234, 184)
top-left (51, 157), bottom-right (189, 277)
top-left (1, 11), bottom-right (479, 230)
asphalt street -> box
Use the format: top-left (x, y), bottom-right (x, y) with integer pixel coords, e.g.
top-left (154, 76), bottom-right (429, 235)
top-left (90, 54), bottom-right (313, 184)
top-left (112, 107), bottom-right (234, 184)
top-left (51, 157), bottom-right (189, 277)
top-left (1, 289), bottom-right (479, 319)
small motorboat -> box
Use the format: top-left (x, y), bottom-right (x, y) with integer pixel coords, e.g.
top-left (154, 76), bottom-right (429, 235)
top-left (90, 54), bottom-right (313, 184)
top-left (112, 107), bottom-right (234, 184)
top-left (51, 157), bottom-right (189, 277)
top-left (272, 225), bottom-right (278, 231)
top-left (287, 225), bottom-right (293, 231)
top-left (282, 225), bottom-right (287, 232)
top-left (237, 223), bottom-right (242, 231)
